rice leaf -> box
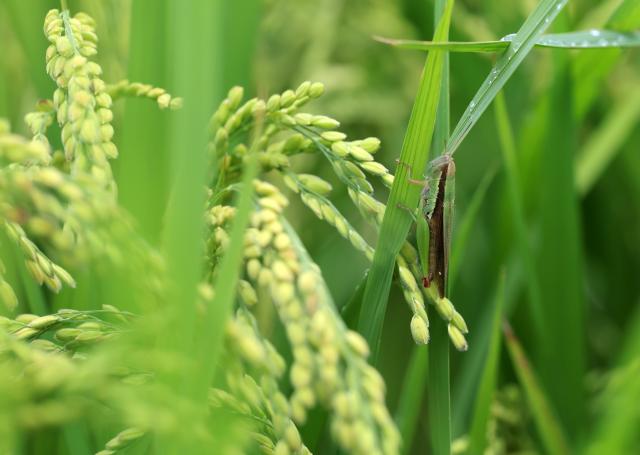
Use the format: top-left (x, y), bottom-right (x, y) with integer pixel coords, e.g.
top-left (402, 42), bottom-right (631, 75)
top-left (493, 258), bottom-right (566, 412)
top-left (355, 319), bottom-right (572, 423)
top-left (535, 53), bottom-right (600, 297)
top-left (504, 323), bottom-right (571, 455)
top-left (374, 36), bottom-right (507, 53)
top-left (467, 272), bottom-right (505, 455)
top-left (162, 0), bottom-right (220, 358)
top-left (533, 29), bottom-right (640, 48)
top-left (445, 0), bottom-right (569, 157)
top-left (428, 0), bottom-right (453, 453)
top-left (428, 317), bottom-right (451, 455)
top-left (357, 0), bottom-right (454, 359)
top-left (160, 0), bottom-right (224, 450)
top-left (376, 29), bottom-right (640, 53)
top-left (536, 57), bottom-right (585, 436)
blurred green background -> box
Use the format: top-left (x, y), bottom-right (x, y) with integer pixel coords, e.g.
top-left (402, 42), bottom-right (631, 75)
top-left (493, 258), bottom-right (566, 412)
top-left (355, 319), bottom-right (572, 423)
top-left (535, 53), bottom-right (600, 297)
top-left (1, 0), bottom-right (639, 453)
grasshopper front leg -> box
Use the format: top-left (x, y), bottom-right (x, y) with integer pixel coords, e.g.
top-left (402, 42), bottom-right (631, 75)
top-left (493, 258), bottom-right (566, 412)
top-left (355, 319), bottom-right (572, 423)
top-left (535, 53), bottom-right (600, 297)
top-left (395, 159), bottom-right (428, 187)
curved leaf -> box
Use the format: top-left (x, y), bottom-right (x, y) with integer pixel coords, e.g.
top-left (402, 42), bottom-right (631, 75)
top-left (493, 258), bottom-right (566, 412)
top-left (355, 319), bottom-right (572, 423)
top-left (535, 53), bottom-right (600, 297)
top-left (376, 29), bottom-right (640, 53)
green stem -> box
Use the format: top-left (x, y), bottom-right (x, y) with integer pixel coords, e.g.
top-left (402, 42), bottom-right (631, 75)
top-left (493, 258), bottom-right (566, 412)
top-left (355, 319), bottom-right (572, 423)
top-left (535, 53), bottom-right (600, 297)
top-left (61, 0), bottom-right (69, 11)
top-left (60, 8), bottom-right (80, 55)
top-left (428, 318), bottom-right (451, 454)
top-left (428, 0), bottom-right (452, 453)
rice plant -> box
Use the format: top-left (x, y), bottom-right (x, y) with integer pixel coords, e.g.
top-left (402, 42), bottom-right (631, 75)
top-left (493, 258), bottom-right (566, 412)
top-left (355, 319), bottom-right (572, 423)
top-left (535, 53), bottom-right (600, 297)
top-left (1, 0), bottom-right (639, 454)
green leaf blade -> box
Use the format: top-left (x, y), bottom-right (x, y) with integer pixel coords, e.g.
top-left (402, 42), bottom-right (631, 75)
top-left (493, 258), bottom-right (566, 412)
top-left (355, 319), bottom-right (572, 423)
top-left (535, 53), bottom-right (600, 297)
top-left (357, 0), bottom-right (455, 360)
top-left (536, 59), bottom-right (585, 437)
top-left (377, 30), bottom-right (640, 53)
top-left (427, 0), bottom-right (454, 452)
top-left (374, 35), bottom-right (507, 53)
top-left (538, 29), bottom-right (640, 48)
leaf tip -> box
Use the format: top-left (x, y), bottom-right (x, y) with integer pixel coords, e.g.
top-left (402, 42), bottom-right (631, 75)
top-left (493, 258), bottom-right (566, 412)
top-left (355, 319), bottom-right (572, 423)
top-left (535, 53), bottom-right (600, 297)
top-left (372, 35), bottom-right (396, 46)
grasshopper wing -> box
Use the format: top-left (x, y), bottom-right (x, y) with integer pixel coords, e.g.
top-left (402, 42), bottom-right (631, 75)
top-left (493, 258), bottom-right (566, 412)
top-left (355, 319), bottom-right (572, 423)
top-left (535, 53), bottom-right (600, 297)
top-left (442, 159), bottom-right (456, 296)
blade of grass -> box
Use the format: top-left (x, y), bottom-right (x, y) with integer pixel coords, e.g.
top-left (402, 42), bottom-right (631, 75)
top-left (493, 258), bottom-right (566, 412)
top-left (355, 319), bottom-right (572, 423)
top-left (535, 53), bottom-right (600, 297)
top-left (356, 0), bottom-right (454, 359)
top-left (376, 29), bottom-right (640, 53)
top-left (428, 322), bottom-right (451, 455)
top-left (493, 91), bottom-right (544, 345)
top-left (432, 3), bottom-right (451, 159)
top-left (162, 2), bottom-right (218, 354)
top-left (536, 53), bottom-right (585, 437)
top-left (374, 36), bottom-right (508, 52)
top-left (575, 84), bottom-right (640, 196)
top-left (444, 0), bottom-right (569, 157)
top-left (504, 323), bottom-right (571, 455)
top-left (160, 0), bottom-right (222, 451)
top-left (467, 272), bottom-right (505, 455)
top-left (427, 0), bottom-right (451, 455)
top-left (428, 0), bottom-right (452, 453)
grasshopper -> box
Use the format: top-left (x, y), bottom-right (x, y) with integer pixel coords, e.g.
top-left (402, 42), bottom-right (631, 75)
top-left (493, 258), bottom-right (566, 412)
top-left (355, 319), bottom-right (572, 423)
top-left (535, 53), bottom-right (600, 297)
top-left (420, 154), bottom-right (455, 298)
top-left (400, 154), bottom-right (468, 351)
top-left (401, 154), bottom-right (456, 298)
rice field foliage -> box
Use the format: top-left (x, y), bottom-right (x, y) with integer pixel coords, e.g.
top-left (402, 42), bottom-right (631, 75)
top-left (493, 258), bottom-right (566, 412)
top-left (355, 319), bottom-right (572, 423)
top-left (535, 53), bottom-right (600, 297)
top-left (0, 0), bottom-right (639, 454)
